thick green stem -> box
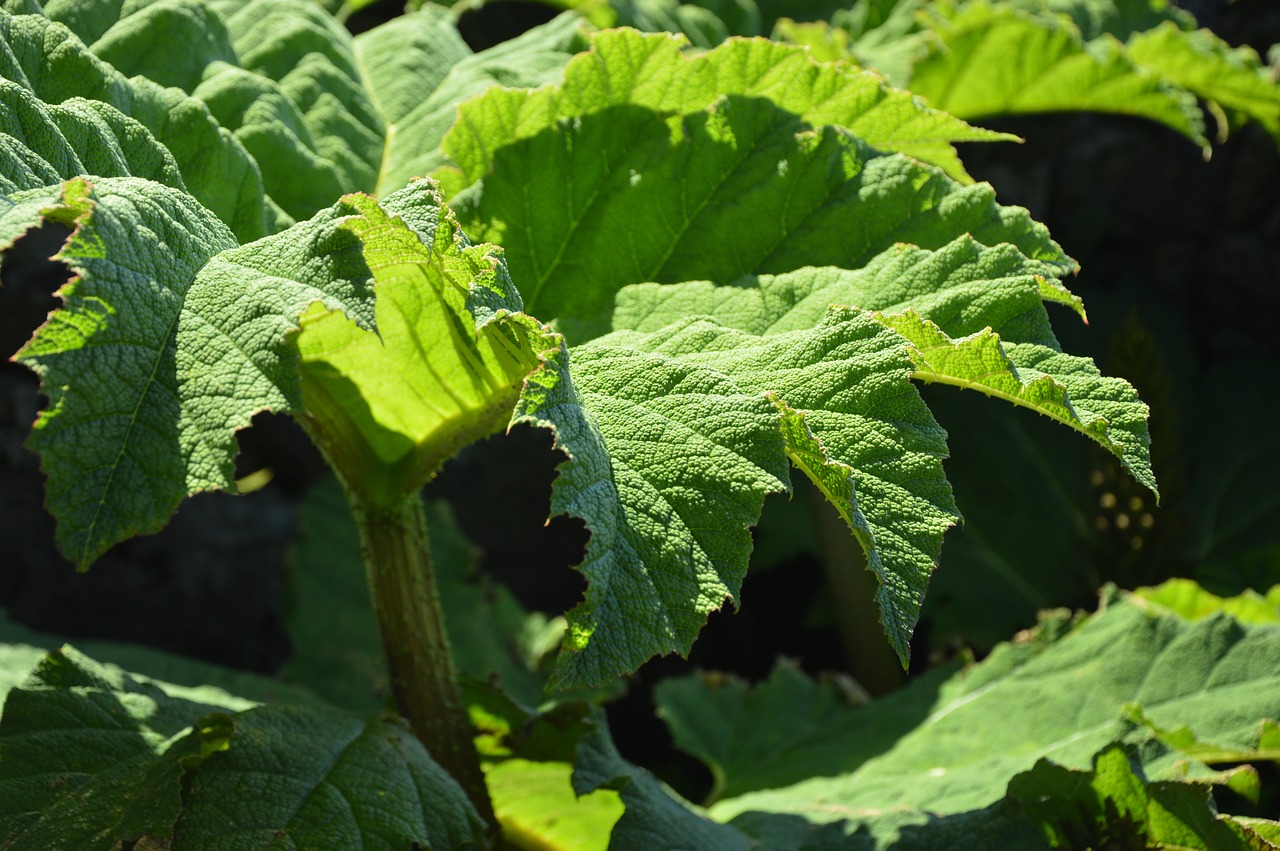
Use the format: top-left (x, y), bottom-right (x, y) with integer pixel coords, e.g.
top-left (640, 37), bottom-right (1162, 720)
top-left (350, 494), bottom-right (498, 836)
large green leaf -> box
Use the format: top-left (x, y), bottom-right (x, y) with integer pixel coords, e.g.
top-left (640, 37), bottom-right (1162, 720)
top-left (517, 307), bottom-right (954, 685)
top-left (440, 28), bottom-right (1070, 341)
top-left (353, 6), bottom-right (586, 197)
top-left (0, 646), bottom-right (248, 849)
top-left (290, 185), bottom-right (556, 505)
top-left (904, 2), bottom-right (1204, 146)
top-left (0, 646), bottom-right (486, 849)
top-left (607, 236), bottom-right (1155, 494)
top-left (17, 0), bottom-right (582, 225)
top-left (24, 0), bottom-right (380, 223)
top-left (0, 9), bottom-right (272, 240)
top-left (652, 588), bottom-right (1280, 836)
top-left (4, 176), bottom-right (383, 566)
top-left (170, 704), bottom-right (486, 849)
top-left (1007, 744), bottom-right (1276, 849)
top-left (1126, 22), bottom-right (1280, 144)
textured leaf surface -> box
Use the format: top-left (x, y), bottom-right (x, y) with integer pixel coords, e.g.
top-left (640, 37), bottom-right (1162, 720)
top-left (18, 0), bottom-right (584, 226)
top-left (0, 9), bottom-right (271, 240)
top-left (0, 647), bottom-right (486, 850)
top-left (0, 646), bottom-right (246, 849)
top-left (518, 307), bottom-right (953, 685)
top-left (608, 237), bottom-right (1154, 493)
top-left (354, 7), bottom-right (585, 196)
top-left (889, 3), bottom-right (1206, 146)
top-left (27, 0), bottom-right (383, 224)
top-left (1126, 22), bottom-right (1280, 144)
top-left (291, 183), bottom-right (554, 504)
top-left (170, 704), bottom-right (486, 850)
top-left (652, 588), bottom-right (1280, 829)
top-left (1007, 744), bottom-right (1278, 850)
top-left (440, 29), bottom-right (1068, 337)
top-left (6, 177), bottom-right (382, 566)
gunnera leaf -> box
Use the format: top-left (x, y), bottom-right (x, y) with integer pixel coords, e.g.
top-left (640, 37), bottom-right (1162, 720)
top-left (439, 28), bottom-right (1069, 340)
top-left (0, 9), bottom-right (272, 240)
top-left (19, 0), bottom-right (584, 224)
top-left (0, 646), bottom-right (487, 850)
top-left (0, 646), bottom-right (248, 850)
top-left (653, 585), bottom-right (1280, 843)
top-left (903, 2), bottom-right (1206, 146)
top-left (291, 185), bottom-right (560, 505)
top-left (517, 306), bottom-right (956, 685)
top-left (3, 176), bottom-right (385, 567)
top-left (169, 704), bottom-right (486, 849)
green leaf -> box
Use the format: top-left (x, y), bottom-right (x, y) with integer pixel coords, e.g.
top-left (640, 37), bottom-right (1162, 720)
top-left (354, 6), bottom-right (586, 197)
top-left (170, 704), bottom-right (486, 849)
top-left (0, 646), bottom-right (488, 849)
top-left (1133, 578), bottom-right (1280, 625)
top-left (653, 590), bottom-right (1280, 833)
top-left (6, 177), bottom-right (381, 566)
top-left (884, 2), bottom-right (1208, 147)
top-left (0, 646), bottom-right (245, 849)
top-left (519, 307), bottom-right (954, 685)
top-left (291, 184), bottom-right (557, 505)
top-left (29, 0), bottom-right (384, 222)
top-left (879, 309), bottom-right (1155, 495)
top-left (654, 658), bottom-right (854, 804)
top-left (441, 31), bottom-right (1072, 343)
top-left (0, 612), bottom-right (324, 709)
top-left (573, 714), bottom-right (751, 850)
top-left (608, 236), bottom-right (1154, 494)
top-left (1126, 22), bottom-right (1280, 145)
top-left (486, 758), bottom-right (624, 850)
top-left (1007, 744), bottom-right (1277, 850)
top-left (0, 9), bottom-right (272, 240)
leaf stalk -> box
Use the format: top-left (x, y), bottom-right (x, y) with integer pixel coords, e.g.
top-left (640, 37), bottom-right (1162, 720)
top-left (350, 493), bottom-right (499, 839)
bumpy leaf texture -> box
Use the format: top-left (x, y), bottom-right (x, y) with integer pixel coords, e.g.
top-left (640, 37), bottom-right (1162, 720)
top-left (652, 585), bottom-right (1280, 847)
top-left (594, 0), bottom-right (1280, 148)
top-left (444, 27), bottom-right (1153, 687)
top-left (10, 0), bottom-right (584, 229)
top-left (0, 647), bottom-right (486, 850)
top-left (3, 177), bottom-right (385, 566)
top-left (0, 9), bottom-right (271, 240)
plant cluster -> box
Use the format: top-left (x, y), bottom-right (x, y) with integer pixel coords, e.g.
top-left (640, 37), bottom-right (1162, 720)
top-left (0, 0), bottom-right (1278, 848)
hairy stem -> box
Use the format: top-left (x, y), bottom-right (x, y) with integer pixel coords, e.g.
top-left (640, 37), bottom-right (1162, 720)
top-left (350, 494), bottom-right (498, 837)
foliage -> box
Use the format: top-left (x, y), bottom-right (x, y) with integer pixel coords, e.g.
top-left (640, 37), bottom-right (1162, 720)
top-left (603, 0), bottom-right (1280, 151)
top-left (0, 0), bottom-right (1277, 848)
